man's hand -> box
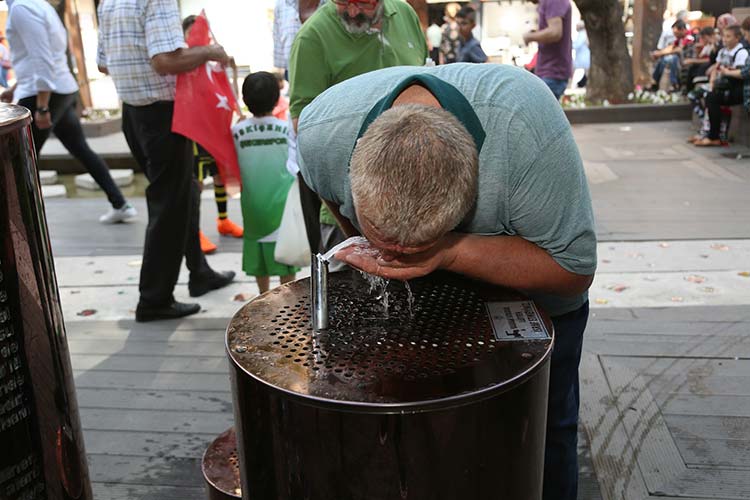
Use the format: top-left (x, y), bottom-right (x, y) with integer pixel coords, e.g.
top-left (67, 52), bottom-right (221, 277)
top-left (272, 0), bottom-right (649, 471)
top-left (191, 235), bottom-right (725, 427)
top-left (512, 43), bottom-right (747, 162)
top-left (0, 88), bottom-right (13, 103)
top-left (523, 18), bottom-right (562, 45)
top-left (335, 233), bottom-right (461, 281)
top-left (34, 110), bottom-right (52, 129)
top-left (207, 44), bottom-right (230, 66)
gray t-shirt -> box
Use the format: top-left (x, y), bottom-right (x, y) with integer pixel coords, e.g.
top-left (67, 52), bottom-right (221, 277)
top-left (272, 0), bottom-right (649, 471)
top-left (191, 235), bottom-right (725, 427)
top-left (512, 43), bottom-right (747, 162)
top-left (297, 63), bottom-right (596, 317)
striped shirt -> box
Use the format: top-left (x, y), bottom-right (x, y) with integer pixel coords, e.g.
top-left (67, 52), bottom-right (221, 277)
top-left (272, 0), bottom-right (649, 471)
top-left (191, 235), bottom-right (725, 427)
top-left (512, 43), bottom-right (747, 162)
top-left (273, 0), bottom-right (325, 69)
top-left (97, 0), bottom-right (186, 105)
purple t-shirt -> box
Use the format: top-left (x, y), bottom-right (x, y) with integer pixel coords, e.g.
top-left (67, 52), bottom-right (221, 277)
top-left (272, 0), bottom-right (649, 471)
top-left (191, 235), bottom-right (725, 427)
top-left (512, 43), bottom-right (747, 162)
top-left (535, 0), bottom-right (573, 81)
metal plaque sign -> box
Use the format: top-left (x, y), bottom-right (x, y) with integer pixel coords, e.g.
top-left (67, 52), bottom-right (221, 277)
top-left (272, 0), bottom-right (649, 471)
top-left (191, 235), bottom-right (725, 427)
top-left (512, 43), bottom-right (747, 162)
top-left (486, 301), bottom-right (550, 341)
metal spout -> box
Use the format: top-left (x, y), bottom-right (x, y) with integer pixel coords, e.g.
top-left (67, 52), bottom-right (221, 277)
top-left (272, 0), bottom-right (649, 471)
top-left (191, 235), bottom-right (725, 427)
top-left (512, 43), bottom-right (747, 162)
top-left (311, 254), bottom-right (328, 330)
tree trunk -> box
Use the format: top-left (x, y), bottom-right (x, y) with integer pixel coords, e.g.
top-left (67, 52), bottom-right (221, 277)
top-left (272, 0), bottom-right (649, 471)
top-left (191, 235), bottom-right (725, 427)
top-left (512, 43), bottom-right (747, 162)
top-left (632, 0), bottom-right (666, 87)
top-left (574, 0), bottom-right (634, 103)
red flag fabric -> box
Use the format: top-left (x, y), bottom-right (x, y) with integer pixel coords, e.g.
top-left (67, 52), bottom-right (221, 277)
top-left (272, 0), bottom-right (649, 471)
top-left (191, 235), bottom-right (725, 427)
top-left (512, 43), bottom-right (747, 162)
top-left (172, 12), bottom-right (241, 187)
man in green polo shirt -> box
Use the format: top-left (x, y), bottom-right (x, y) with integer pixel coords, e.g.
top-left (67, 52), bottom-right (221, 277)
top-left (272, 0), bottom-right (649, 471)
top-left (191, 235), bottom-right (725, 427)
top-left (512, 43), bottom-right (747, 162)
top-left (297, 63), bottom-right (597, 500)
top-left (288, 0), bottom-right (428, 257)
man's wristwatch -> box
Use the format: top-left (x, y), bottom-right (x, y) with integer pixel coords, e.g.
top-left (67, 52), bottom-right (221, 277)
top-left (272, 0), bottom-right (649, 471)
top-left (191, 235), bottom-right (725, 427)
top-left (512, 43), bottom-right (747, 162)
top-left (36, 107), bottom-right (50, 114)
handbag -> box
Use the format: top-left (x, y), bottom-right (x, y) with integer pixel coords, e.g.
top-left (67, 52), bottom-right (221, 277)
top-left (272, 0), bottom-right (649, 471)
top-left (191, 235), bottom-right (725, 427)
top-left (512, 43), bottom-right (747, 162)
top-left (274, 177), bottom-right (311, 267)
top-left (714, 76), bottom-right (732, 90)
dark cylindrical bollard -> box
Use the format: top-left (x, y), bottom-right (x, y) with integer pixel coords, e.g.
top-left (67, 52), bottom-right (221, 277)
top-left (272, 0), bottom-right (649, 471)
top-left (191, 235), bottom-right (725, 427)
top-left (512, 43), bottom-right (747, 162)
top-left (227, 270), bottom-right (553, 500)
top-left (0, 104), bottom-right (92, 500)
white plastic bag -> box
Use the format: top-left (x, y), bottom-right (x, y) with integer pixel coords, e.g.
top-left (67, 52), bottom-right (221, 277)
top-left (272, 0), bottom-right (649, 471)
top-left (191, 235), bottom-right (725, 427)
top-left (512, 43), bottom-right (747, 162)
top-left (274, 177), bottom-right (310, 267)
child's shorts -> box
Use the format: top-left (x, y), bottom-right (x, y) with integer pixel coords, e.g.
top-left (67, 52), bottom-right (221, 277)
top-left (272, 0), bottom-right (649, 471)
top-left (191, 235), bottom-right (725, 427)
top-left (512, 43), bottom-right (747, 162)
top-left (243, 240), bottom-right (299, 277)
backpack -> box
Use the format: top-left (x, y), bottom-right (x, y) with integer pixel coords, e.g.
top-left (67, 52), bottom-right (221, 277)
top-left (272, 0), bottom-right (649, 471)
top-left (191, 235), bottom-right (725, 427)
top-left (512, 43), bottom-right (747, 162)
top-left (714, 47), bottom-right (748, 91)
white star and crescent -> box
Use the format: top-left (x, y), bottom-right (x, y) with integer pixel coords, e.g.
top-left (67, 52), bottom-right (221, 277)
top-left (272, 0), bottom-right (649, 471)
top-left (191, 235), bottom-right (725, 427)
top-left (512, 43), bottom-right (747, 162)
top-left (215, 93), bottom-right (231, 111)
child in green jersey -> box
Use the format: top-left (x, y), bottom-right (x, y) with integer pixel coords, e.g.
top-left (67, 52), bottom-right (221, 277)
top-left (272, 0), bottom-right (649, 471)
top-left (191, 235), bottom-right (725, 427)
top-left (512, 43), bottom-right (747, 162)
top-left (232, 72), bottom-right (299, 293)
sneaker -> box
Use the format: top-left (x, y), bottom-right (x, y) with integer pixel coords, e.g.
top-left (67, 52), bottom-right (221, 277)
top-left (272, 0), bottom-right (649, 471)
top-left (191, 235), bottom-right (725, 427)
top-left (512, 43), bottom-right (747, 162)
top-left (217, 218), bottom-right (244, 238)
top-left (200, 231), bottom-right (217, 254)
top-left (99, 203), bottom-right (137, 224)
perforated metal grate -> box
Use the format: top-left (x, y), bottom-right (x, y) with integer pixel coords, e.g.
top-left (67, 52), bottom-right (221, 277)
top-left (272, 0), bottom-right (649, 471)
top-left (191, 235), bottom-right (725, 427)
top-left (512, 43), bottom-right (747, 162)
top-left (202, 427), bottom-right (241, 499)
top-left (266, 278), bottom-right (502, 382)
top-left (228, 271), bottom-right (553, 407)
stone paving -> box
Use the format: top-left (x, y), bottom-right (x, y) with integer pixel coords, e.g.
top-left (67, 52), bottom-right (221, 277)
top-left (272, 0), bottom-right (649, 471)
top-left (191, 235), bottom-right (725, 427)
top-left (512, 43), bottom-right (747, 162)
top-left (40, 119), bottom-right (750, 499)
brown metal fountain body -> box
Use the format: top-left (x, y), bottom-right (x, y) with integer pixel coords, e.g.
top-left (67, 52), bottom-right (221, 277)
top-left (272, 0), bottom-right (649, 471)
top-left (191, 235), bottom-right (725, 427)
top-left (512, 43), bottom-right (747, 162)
top-left (226, 270), bottom-right (553, 500)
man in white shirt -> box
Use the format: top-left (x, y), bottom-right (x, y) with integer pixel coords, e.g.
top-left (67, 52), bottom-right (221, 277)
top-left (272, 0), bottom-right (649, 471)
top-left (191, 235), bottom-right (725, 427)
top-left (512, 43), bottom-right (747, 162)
top-left (1, 0), bottom-right (136, 224)
top-left (426, 19), bottom-right (443, 64)
top-left (97, 0), bottom-right (235, 322)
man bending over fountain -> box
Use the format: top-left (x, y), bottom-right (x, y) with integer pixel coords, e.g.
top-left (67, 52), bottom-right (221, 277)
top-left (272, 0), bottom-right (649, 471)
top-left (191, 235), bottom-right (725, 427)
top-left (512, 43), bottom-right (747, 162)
top-left (296, 63), bottom-right (596, 500)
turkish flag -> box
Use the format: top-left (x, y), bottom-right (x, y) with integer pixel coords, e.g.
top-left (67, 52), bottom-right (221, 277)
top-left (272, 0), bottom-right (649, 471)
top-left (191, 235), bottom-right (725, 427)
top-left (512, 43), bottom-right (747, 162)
top-left (172, 11), bottom-right (241, 187)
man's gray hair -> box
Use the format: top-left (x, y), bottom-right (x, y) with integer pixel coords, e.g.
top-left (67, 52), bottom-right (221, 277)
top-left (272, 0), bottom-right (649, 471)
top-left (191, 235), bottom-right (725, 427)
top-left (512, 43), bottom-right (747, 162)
top-left (350, 104), bottom-right (479, 247)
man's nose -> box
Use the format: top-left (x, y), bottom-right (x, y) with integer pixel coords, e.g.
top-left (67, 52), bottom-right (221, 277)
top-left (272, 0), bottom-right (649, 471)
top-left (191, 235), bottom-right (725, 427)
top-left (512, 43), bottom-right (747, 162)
top-left (346, 3), bottom-right (361, 16)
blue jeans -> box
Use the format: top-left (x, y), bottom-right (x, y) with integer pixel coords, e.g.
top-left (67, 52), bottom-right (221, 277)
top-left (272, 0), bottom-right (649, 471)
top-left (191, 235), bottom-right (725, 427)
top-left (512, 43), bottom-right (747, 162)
top-left (542, 301), bottom-right (589, 500)
top-left (0, 67), bottom-right (8, 88)
top-left (541, 77), bottom-right (569, 100)
top-left (653, 54), bottom-right (680, 87)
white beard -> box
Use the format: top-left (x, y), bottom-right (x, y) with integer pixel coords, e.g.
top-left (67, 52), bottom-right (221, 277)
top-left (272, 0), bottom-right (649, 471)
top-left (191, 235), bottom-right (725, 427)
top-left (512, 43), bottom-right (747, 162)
top-left (339, 2), bottom-right (384, 35)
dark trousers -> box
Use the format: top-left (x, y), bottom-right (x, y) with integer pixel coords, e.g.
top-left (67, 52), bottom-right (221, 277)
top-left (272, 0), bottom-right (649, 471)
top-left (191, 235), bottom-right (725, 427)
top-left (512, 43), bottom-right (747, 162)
top-left (429, 47), bottom-right (440, 64)
top-left (121, 101), bottom-right (211, 307)
top-left (686, 62), bottom-right (710, 91)
top-left (706, 85), bottom-right (744, 139)
top-left (298, 173), bottom-right (322, 254)
top-left (19, 92), bottom-right (126, 209)
top-left (543, 301), bottom-right (589, 500)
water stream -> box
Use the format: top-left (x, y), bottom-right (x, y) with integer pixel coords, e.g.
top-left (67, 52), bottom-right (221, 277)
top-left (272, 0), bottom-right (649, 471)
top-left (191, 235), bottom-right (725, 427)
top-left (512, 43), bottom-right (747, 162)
top-left (322, 236), bottom-right (417, 320)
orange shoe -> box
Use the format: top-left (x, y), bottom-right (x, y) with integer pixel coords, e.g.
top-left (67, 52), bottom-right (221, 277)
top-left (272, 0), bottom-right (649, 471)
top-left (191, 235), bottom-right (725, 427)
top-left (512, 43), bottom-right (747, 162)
top-left (200, 231), bottom-right (217, 254)
top-left (217, 218), bottom-right (244, 238)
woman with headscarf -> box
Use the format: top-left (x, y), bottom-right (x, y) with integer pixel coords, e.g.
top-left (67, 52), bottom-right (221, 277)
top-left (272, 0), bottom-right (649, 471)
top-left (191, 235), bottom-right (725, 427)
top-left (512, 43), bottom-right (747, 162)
top-left (439, 2), bottom-right (461, 64)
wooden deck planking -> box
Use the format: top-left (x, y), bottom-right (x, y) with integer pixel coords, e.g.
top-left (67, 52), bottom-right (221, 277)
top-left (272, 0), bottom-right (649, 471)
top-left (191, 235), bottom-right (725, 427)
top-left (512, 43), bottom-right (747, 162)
top-left (68, 339), bottom-right (228, 357)
top-left (73, 370), bottom-right (232, 392)
top-left (660, 394), bottom-right (750, 418)
top-left (582, 338), bottom-right (750, 358)
top-left (66, 318), bottom-right (233, 498)
top-left (71, 353), bottom-right (229, 372)
top-left (675, 437), bottom-right (750, 469)
top-left (87, 454), bottom-right (202, 486)
top-left (84, 429), bottom-right (218, 458)
top-left (588, 320), bottom-right (750, 337)
top-left (92, 482), bottom-right (206, 500)
top-left (665, 414), bottom-right (750, 441)
top-left (79, 408), bottom-right (233, 434)
top-left (74, 387), bottom-right (232, 412)
top-left (589, 305), bottom-right (750, 323)
top-left (63, 302), bottom-right (750, 500)
top-left (582, 306), bottom-right (750, 500)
